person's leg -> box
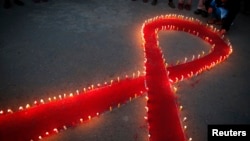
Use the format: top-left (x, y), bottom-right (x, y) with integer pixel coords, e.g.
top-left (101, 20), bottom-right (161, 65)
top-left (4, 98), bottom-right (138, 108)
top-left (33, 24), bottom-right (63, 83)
top-left (208, 3), bottom-right (222, 24)
top-left (168, 0), bottom-right (176, 8)
top-left (178, 0), bottom-right (184, 10)
top-left (209, 0), bottom-right (219, 19)
top-left (194, 0), bottom-right (208, 18)
top-left (214, 7), bottom-right (222, 19)
top-left (194, 0), bottom-right (205, 14)
top-left (184, 0), bottom-right (192, 10)
top-left (197, 0), bottom-right (205, 10)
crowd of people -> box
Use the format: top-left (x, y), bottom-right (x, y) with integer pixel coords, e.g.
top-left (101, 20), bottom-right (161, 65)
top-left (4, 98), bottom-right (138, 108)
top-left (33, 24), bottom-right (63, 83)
top-left (132, 0), bottom-right (249, 35)
top-left (3, 0), bottom-right (249, 35)
top-left (195, 0), bottom-right (242, 34)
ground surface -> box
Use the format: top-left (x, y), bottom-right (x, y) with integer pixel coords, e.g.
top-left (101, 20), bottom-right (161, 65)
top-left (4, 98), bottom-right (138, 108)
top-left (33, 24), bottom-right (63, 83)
top-left (0, 0), bottom-right (250, 141)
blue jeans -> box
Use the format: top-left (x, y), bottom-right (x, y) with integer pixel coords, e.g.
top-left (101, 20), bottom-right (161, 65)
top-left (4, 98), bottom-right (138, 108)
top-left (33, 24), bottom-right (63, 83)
top-left (210, 0), bottom-right (228, 19)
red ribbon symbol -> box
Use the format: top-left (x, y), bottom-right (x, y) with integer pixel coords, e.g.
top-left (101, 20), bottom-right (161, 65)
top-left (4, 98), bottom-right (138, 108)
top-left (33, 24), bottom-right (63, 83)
top-left (0, 15), bottom-right (232, 141)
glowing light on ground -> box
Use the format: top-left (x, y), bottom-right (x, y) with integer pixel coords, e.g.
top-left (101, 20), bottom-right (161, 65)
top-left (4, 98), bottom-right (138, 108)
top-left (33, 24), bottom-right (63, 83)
top-left (0, 14), bottom-right (232, 141)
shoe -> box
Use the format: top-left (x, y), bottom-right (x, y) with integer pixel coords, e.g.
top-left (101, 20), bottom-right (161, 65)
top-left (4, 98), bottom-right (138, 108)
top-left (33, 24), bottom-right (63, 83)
top-left (151, 0), bottom-right (157, 5)
top-left (194, 9), bottom-right (209, 18)
top-left (168, 2), bottom-right (175, 8)
top-left (184, 4), bottom-right (191, 10)
top-left (3, 0), bottom-right (12, 9)
top-left (14, 0), bottom-right (24, 6)
top-left (194, 9), bottom-right (203, 15)
top-left (201, 11), bottom-right (208, 18)
top-left (143, 0), bottom-right (148, 3)
top-left (178, 3), bottom-right (183, 10)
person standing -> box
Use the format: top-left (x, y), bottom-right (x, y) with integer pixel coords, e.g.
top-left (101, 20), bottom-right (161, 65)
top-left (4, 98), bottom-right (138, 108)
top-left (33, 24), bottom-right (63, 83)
top-left (194, 0), bottom-right (209, 17)
top-left (206, 0), bottom-right (242, 34)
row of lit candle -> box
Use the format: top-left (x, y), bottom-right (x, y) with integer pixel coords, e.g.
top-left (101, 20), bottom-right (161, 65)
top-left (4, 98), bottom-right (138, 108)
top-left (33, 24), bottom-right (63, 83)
top-left (0, 14), bottom-right (232, 141)
top-left (141, 14), bottom-right (232, 141)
